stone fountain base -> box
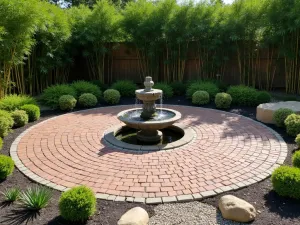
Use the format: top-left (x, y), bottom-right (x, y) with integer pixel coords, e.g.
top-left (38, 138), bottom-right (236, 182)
top-left (137, 130), bottom-right (162, 143)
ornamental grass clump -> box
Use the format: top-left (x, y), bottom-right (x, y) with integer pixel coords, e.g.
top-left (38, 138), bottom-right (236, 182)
top-left (20, 104), bottom-right (40, 122)
top-left (0, 110), bottom-right (14, 137)
top-left (11, 110), bottom-right (29, 128)
top-left (2, 187), bottom-right (21, 202)
top-left (20, 186), bottom-right (52, 210)
top-left (271, 166), bottom-right (300, 199)
top-left (0, 155), bottom-right (14, 180)
top-left (192, 91), bottom-right (210, 105)
top-left (284, 114), bottom-right (300, 137)
top-left (273, 108), bottom-right (294, 127)
top-left (71, 81), bottom-right (102, 99)
top-left (0, 95), bottom-right (37, 111)
top-left (153, 83), bottom-right (173, 98)
top-left (59, 186), bottom-right (96, 222)
top-left (59, 95), bottom-right (77, 111)
top-left (111, 80), bottom-right (137, 97)
top-left (103, 89), bottom-right (121, 104)
top-left (186, 81), bottom-right (219, 99)
top-left (78, 93), bottom-right (98, 108)
top-left (215, 93), bottom-right (232, 109)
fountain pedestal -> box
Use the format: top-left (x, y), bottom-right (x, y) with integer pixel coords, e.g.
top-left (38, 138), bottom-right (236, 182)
top-left (137, 130), bottom-right (162, 143)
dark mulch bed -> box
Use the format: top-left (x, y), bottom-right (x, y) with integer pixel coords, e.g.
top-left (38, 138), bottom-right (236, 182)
top-left (0, 96), bottom-right (299, 225)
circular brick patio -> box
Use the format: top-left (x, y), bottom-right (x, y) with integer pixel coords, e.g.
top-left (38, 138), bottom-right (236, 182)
top-left (11, 105), bottom-right (287, 204)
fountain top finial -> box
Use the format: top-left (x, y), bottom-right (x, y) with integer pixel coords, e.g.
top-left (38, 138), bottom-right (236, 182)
top-left (144, 76), bottom-right (154, 92)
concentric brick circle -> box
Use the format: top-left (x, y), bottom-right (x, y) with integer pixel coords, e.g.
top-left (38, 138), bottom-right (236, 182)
top-left (11, 105), bottom-right (287, 204)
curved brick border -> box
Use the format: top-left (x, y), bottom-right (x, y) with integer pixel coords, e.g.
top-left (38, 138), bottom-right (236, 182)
top-left (10, 105), bottom-right (288, 204)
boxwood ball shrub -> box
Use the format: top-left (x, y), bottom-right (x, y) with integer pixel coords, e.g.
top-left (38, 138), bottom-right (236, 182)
top-left (273, 108), bottom-right (294, 128)
top-left (227, 85), bottom-right (258, 106)
top-left (284, 114), bottom-right (300, 136)
top-left (41, 84), bottom-right (76, 109)
top-left (271, 166), bottom-right (300, 199)
top-left (170, 81), bottom-right (186, 96)
top-left (0, 94), bottom-right (37, 111)
top-left (59, 186), bottom-right (96, 222)
top-left (292, 151), bottom-right (300, 168)
top-left (153, 83), bottom-right (173, 98)
top-left (0, 110), bottom-right (14, 137)
top-left (103, 89), bottom-right (121, 105)
top-left (256, 91), bottom-right (271, 104)
top-left (192, 91), bottom-right (210, 105)
top-left (0, 137), bottom-right (3, 150)
top-left (296, 134), bottom-right (300, 148)
top-left (186, 81), bottom-right (219, 99)
top-left (78, 93), bottom-right (97, 108)
top-left (111, 80), bottom-right (137, 97)
top-left (215, 93), bottom-right (232, 109)
top-left (59, 95), bottom-right (77, 111)
top-left (0, 155), bottom-right (14, 180)
top-left (11, 110), bottom-right (29, 128)
top-left (71, 81), bottom-right (102, 99)
top-left (20, 104), bottom-right (40, 122)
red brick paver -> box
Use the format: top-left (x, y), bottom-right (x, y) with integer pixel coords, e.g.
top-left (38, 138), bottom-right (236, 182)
top-left (11, 105), bottom-right (287, 203)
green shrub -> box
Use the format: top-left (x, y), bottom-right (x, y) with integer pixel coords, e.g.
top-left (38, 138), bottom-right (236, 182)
top-left (271, 166), bottom-right (300, 199)
top-left (0, 94), bottom-right (37, 111)
top-left (0, 137), bottom-right (2, 150)
top-left (111, 80), bottom-right (136, 97)
top-left (170, 82), bottom-right (187, 96)
top-left (59, 95), bottom-right (77, 111)
top-left (20, 186), bottom-right (52, 210)
top-left (227, 85), bottom-right (258, 106)
top-left (0, 110), bottom-right (14, 137)
top-left (90, 80), bottom-right (108, 91)
top-left (273, 108), bottom-right (294, 127)
top-left (296, 134), bottom-right (300, 148)
top-left (103, 89), bottom-right (121, 104)
top-left (41, 84), bottom-right (76, 109)
top-left (186, 81), bottom-right (219, 99)
top-left (215, 93), bottom-right (232, 109)
top-left (256, 91), bottom-right (271, 104)
top-left (20, 104), bottom-right (40, 122)
top-left (292, 151), bottom-right (300, 168)
top-left (153, 82), bottom-right (173, 98)
top-left (2, 187), bottom-right (21, 202)
top-left (0, 155), bottom-right (14, 180)
top-left (59, 186), bottom-right (96, 222)
top-left (71, 80), bottom-right (102, 99)
top-left (284, 114), bottom-right (300, 137)
top-left (192, 91), bottom-right (210, 105)
top-left (11, 110), bottom-right (29, 128)
top-left (78, 93), bottom-right (98, 108)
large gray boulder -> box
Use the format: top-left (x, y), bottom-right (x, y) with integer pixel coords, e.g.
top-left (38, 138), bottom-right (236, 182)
top-left (118, 207), bottom-right (149, 225)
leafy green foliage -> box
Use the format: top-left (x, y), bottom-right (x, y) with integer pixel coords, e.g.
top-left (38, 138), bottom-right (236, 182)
top-left (271, 166), bottom-right (300, 199)
top-left (296, 134), bottom-right (300, 148)
top-left (103, 89), bottom-right (121, 104)
top-left (111, 80), bottom-right (136, 97)
top-left (71, 81), bottom-right (102, 99)
top-left (0, 110), bottom-right (14, 137)
top-left (59, 95), bottom-right (77, 111)
top-left (41, 84), bottom-right (76, 109)
top-left (0, 137), bottom-right (2, 150)
top-left (186, 81), bottom-right (219, 99)
top-left (215, 93), bottom-right (232, 109)
top-left (0, 155), bottom-right (14, 180)
top-left (256, 91), bottom-right (271, 104)
top-left (59, 186), bottom-right (96, 222)
top-left (170, 82), bottom-right (187, 96)
top-left (153, 83), bottom-right (173, 98)
top-left (227, 85), bottom-right (258, 106)
top-left (11, 110), bottom-right (29, 128)
top-left (0, 95), bottom-right (37, 111)
top-left (78, 93), bottom-right (98, 108)
top-left (284, 114), bottom-right (300, 137)
top-left (20, 186), bottom-right (52, 210)
top-left (192, 91), bottom-right (210, 105)
top-left (20, 104), bottom-right (40, 122)
top-left (90, 80), bottom-right (108, 91)
top-left (2, 187), bottom-right (20, 202)
top-left (292, 151), bottom-right (300, 168)
top-left (273, 108), bottom-right (294, 127)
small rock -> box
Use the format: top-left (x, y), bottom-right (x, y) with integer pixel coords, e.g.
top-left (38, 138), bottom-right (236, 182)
top-left (118, 207), bottom-right (149, 225)
top-left (218, 195), bottom-right (257, 223)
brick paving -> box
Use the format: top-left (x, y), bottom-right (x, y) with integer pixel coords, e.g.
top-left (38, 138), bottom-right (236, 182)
top-left (11, 105), bottom-right (288, 203)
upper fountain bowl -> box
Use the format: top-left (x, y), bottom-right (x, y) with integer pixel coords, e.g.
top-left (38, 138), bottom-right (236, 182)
top-left (135, 89), bottom-right (162, 101)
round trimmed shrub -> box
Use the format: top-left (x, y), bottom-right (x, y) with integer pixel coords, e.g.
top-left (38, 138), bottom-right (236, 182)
top-left (103, 89), bottom-right (120, 105)
top-left (20, 104), bottom-right (40, 122)
top-left (59, 95), bottom-right (77, 111)
top-left (78, 93), bottom-right (97, 108)
top-left (59, 186), bottom-right (96, 222)
top-left (11, 110), bottom-right (29, 128)
top-left (271, 166), bottom-right (300, 199)
top-left (111, 80), bottom-right (136, 97)
top-left (215, 93), bottom-right (232, 109)
top-left (71, 81), bottom-right (102, 99)
top-left (284, 114), bottom-right (300, 137)
top-left (0, 155), bottom-right (14, 180)
top-left (186, 81), bottom-right (219, 99)
top-left (0, 110), bottom-right (14, 137)
top-left (170, 81), bottom-right (187, 96)
top-left (296, 134), bottom-right (300, 148)
top-left (0, 137), bottom-right (3, 150)
top-left (192, 91), bottom-right (210, 105)
top-left (292, 151), bottom-right (300, 168)
top-left (153, 83), bottom-right (173, 98)
top-left (256, 91), bottom-right (271, 104)
top-left (227, 85), bottom-right (258, 106)
top-left (273, 108), bottom-right (294, 128)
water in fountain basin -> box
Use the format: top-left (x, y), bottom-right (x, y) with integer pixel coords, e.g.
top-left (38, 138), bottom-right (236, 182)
top-left (122, 109), bottom-right (176, 122)
top-left (159, 93), bottom-right (163, 115)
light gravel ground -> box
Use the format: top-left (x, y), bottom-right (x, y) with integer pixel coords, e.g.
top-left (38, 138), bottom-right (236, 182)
top-left (150, 202), bottom-right (243, 225)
